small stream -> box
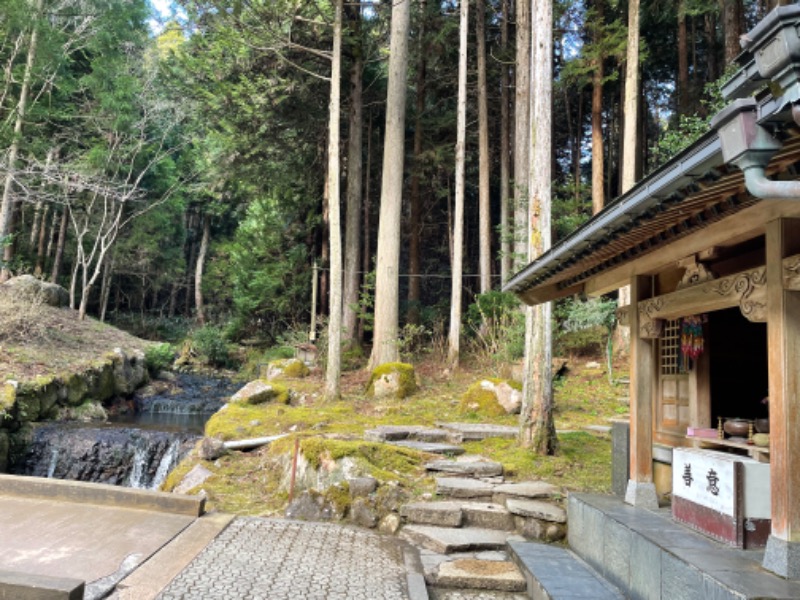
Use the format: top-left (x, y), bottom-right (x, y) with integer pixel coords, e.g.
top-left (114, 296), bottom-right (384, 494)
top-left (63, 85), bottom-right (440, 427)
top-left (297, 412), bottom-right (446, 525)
top-left (11, 373), bottom-right (237, 489)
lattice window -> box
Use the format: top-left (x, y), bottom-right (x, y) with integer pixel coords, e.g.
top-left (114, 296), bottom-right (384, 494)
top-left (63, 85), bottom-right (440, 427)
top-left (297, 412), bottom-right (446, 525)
top-left (660, 319), bottom-right (682, 375)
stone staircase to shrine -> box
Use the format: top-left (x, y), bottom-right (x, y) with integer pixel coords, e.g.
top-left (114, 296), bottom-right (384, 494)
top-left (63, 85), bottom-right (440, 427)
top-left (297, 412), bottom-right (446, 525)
top-left (367, 424), bottom-right (623, 598)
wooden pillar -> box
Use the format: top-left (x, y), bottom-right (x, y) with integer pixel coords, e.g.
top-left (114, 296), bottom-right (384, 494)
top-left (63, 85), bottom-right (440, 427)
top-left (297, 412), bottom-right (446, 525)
top-left (625, 275), bottom-right (659, 508)
top-left (763, 218), bottom-right (800, 578)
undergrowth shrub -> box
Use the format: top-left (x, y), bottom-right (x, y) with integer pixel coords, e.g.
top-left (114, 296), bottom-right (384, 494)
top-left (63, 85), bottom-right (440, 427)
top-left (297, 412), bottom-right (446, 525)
top-left (466, 291), bottom-right (525, 368)
top-left (190, 325), bottom-right (234, 368)
top-left (145, 343), bottom-right (175, 374)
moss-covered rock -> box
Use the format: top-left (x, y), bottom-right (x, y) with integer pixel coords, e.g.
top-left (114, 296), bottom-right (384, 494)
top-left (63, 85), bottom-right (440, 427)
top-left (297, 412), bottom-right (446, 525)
top-left (1, 382), bottom-right (16, 413)
top-left (229, 380), bottom-right (290, 405)
top-left (87, 364), bottom-right (116, 402)
top-left (56, 401), bottom-right (107, 422)
top-left (460, 378), bottom-right (522, 416)
top-left (365, 362), bottom-right (418, 399)
top-left (64, 372), bottom-right (89, 407)
top-left (265, 358), bottom-right (310, 380)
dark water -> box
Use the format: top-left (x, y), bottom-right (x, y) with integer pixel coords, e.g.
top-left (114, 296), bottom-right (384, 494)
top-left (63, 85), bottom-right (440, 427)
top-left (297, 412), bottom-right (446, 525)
top-left (12, 373), bottom-right (237, 489)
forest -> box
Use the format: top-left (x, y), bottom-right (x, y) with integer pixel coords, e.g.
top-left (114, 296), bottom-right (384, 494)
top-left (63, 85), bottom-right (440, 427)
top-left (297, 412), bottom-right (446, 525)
top-left (0, 1), bottom-right (788, 404)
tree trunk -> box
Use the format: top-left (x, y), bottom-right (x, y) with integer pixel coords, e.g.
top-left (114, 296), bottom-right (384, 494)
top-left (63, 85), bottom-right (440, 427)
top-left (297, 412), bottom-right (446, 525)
top-left (499, 0), bottom-right (512, 283)
top-left (447, 0), bottom-right (469, 369)
top-left (678, 1), bottom-right (690, 115)
top-left (621, 0), bottom-right (640, 194)
top-left (407, 0), bottom-right (427, 326)
top-left (368, 0), bottom-right (411, 369)
top-left (520, 0), bottom-right (557, 455)
top-left (342, 1), bottom-right (364, 347)
top-left (195, 214), bottom-right (210, 325)
top-left (705, 12), bottom-right (719, 86)
top-left (99, 252), bottom-right (114, 322)
top-left (513, 0), bottom-right (531, 270)
top-left (359, 112), bottom-right (373, 343)
top-left (0, 0), bottom-right (44, 282)
top-left (476, 0), bottom-right (491, 295)
top-left (591, 0), bottom-right (605, 215)
top-left (50, 207), bottom-right (68, 284)
top-left (721, 0), bottom-right (743, 65)
top-left (34, 203), bottom-right (49, 276)
top-left (324, 0), bottom-right (343, 401)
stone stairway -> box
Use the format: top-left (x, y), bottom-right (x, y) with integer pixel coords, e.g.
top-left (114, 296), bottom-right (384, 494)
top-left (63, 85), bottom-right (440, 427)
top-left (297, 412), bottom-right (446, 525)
top-left (368, 423), bottom-right (627, 598)
top-left (398, 456), bottom-right (568, 597)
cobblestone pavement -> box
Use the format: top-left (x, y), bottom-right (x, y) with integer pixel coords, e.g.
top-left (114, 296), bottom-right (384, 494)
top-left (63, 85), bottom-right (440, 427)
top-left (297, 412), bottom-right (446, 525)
top-left (157, 518), bottom-right (414, 600)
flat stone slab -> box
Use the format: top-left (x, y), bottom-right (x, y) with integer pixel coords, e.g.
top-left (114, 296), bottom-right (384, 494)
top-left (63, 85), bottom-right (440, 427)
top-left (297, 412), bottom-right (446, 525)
top-left (391, 441), bottom-right (466, 455)
top-left (437, 423), bottom-right (518, 441)
top-left (401, 525), bottom-right (510, 554)
top-left (436, 477), bottom-right (494, 498)
top-left (462, 503), bottom-right (515, 531)
top-left (365, 425), bottom-right (462, 444)
top-left (425, 457), bottom-right (504, 477)
top-left (436, 559), bottom-right (526, 592)
top-left (509, 541), bottom-right (624, 599)
top-left (402, 501), bottom-right (464, 527)
top-left (493, 481), bottom-right (560, 500)
top-left (506, 498), bottom-right (567, 523)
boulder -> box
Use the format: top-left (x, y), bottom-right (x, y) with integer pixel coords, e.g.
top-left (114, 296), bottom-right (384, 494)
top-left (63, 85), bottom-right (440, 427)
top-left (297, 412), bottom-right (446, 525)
top-left (366, 363), bottom-right (418, 399)
top-left (265, 358), bottom-right (310, 380)
top-left (2, 274), bottom-right (69, 307)
top-left (285, 490), bottom-right (337, 522)
top-left (350, 498), bottom-right (379, 528)
top-left (229, 380), bottom-right (289, 405)
top-left (460, 379), bottom-right (522, 416)
top-left (199, 437), bottom-right (227, 461)
top-left (112, 348), bottom-right (148, 395)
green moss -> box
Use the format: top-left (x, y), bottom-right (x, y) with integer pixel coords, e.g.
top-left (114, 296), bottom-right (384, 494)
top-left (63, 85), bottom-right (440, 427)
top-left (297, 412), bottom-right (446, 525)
top-left (459, 380), bottom-right (507, 417)
top-left (64, 373), bottom-right (89, 406)
top-left (161, 449), bottom-right (200, 492)
top-left (366, 362), bottom-right (418, 399)
top-left (323, 482), bottom-right (351, 517)
top-left (296, 437), bottom-right (427, 483)
top-left (0, 383), bottom-right (16, 412)
top-left (270, 358), bottom-right (310, 379)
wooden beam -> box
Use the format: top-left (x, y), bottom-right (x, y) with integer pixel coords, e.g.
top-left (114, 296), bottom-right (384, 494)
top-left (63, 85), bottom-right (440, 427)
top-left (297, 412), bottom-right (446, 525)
top-left (517, 282), bottom-right (584, 306)
top-left (585, 201), bottom-right (800, 297)
top-left (638, 265), bottom-right (769, 331)
top-left (766, 218), bottom-right (800, 543)
top-left (628, 275), bottom-right (655, 486)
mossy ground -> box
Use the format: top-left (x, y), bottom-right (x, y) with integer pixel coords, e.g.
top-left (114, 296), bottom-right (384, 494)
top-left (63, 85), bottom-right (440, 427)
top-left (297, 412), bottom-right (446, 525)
top-left (171, 356), bottom-right (629, 514)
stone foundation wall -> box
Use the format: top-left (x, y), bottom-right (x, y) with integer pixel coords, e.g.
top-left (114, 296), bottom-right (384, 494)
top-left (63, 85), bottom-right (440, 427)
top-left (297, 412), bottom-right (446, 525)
top-left (0, 348), bottom-right (148, 472)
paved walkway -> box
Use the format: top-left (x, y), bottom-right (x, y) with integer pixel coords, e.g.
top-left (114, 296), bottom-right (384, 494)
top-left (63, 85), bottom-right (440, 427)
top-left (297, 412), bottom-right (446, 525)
top-left (156, 518), bottom-right (423, 600)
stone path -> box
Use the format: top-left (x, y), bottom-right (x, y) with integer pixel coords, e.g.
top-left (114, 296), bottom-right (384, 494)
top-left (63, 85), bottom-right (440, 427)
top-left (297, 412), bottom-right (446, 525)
top-left (157, 518), bottom-right (425, 600)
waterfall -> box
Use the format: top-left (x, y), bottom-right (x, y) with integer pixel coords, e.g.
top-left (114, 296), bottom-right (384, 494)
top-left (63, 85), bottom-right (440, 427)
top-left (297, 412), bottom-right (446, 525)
top-left (11, 373), bottom-right (236, 489)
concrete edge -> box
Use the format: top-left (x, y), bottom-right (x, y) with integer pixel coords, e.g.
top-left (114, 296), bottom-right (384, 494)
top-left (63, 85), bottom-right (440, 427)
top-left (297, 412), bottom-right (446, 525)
top-left (400, 539), bottom-right (430, 600)
top-left (111, 512), bottom-right (235, 600)
top-left (0, 569), bottom-right (85, 600)
top-left (0, 474), bottom-right (205, 517)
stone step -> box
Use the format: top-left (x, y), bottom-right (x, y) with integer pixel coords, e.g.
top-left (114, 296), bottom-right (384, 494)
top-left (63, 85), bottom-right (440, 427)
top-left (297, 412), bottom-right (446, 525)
top-left (425, 456), bottom-right (504, 478)
top-left (509, 540), bottom-right (624, 600)
top-left (390, 441), bottom-right (466, 455)
top-left (436, 477), bottom-right (494, 499)
top-left (428, 589), bottom-right (528, 599)
top-left (462, 503), bottom-right (515, 531)
top-left (506, 498), bottom-right (566, 524)
top-left (364, 425), bottom-right (462, 444)
top-left (492, 481), bottom-right (561, 504)
top-left (434, 558), bottom-right (527, 593)
top-left (400, 525), bottom-right (515, 554)
top-left (436, 423), bottom-right (518, 441)
top-left (402, 501), bottom-right (515, 531)
top-left (401, 501), bottom-right (464, 527)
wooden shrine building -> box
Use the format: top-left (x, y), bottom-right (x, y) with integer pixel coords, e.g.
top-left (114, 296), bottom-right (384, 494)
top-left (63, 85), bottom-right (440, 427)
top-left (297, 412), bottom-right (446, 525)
top-left (504, 5), bottom-right (800, 579)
